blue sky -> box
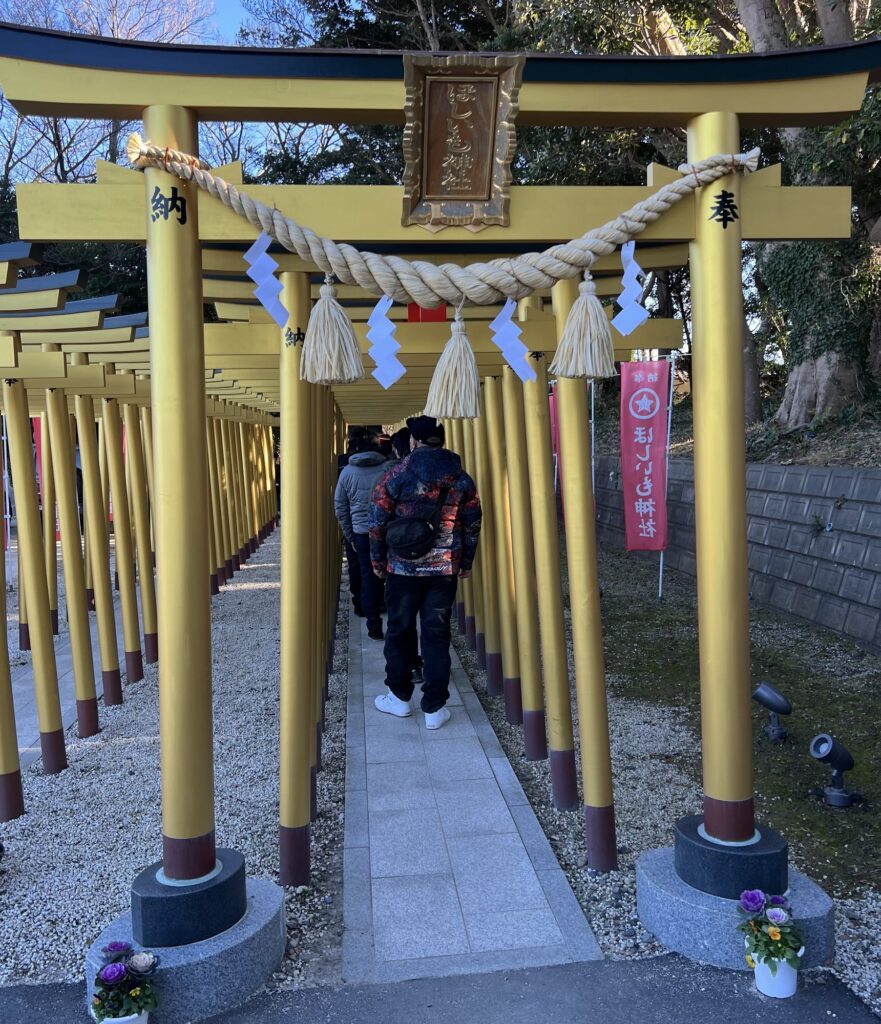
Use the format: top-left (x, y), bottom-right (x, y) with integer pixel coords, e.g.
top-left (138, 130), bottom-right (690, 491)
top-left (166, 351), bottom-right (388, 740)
top-left (212, 0), bottom-right (250, 42)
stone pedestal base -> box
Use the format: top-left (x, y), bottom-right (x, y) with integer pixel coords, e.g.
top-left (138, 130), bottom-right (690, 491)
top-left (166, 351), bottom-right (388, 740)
top-left (86, 878), bottom-right (285, 1024)
top-left (636, 848), bottom-right (834, 970)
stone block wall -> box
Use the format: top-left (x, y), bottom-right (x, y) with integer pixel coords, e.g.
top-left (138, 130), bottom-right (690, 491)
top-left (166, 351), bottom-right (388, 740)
top-left (593, 456), bottom-right (881, 650)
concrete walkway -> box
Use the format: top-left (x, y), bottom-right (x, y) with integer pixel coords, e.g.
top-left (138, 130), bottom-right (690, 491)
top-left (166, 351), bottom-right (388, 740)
top-left (342, 609), bottom-right (601, 983)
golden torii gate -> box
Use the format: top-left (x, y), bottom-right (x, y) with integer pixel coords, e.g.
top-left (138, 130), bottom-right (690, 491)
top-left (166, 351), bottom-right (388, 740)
top-left (0, 23), bottom-right (876, 977)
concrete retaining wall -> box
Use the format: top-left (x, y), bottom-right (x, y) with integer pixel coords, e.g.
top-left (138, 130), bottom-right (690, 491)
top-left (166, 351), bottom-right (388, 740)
top-left (593, 456), bottom-right (881, 650)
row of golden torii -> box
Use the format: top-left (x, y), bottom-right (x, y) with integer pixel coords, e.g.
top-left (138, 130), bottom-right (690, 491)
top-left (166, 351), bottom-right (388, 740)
top-left (0, 24), bottom-right (871, 890)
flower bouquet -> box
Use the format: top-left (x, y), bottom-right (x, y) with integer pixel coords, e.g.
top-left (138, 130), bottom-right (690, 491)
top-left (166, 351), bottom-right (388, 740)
top-left (91, 941), bottom-right (160, 1023)
top-left (737, 889), bottom-right (805, 998)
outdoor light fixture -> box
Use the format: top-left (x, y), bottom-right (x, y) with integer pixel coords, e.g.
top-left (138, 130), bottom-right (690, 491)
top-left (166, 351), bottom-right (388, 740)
top-left (752, 680), bottom-right (792, 742)
top-left (809, 733), bottom-right (861, 808)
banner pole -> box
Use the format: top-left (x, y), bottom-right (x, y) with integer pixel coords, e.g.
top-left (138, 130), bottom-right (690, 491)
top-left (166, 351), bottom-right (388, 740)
top-left (658, 350), bottom-right (677, 601)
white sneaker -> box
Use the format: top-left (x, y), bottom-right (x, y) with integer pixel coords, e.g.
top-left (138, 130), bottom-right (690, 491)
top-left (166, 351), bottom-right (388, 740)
top-left (374, 691), bottom-right (412, 718)
top-left (424, 707), bottom-right (451, 731)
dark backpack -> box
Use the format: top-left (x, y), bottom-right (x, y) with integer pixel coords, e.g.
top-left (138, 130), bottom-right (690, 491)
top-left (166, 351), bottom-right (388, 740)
top-left (384, 486), bottom-right (450, 561)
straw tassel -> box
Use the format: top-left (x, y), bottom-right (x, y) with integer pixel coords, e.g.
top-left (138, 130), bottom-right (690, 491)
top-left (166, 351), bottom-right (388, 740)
top-left (300, 276), bottom-right (364, 384)
top-left (424, 313), bottom-right (480, 419)
top-left (549, 272), bottom-right (616, 379)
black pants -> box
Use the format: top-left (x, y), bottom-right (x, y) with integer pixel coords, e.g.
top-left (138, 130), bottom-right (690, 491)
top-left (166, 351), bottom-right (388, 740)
top-left (353, 534), bottom-right (383, 624)
top-left (384, 574), bottom-right (458, 714)
top-left (344, 537), bottom-right (362, 608)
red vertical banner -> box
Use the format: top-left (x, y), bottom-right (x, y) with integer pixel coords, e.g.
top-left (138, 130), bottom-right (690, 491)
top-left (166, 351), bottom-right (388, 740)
top-left (620, 360), bottom-right (670, 551)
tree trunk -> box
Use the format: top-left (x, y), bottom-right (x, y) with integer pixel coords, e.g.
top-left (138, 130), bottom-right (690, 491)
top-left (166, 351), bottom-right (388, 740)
top-left (743, 318), bottom-right (764, 424)
top-left (815, 0), bottom-right (853, 44)
top-left (773, 350), bottom-right (861, 429)
top-left (734, 0), bottom-right (790, 51)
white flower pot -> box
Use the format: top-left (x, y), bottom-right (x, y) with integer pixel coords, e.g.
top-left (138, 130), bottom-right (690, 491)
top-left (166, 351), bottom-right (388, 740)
top-left (753, 947), bottom-right (805, 999)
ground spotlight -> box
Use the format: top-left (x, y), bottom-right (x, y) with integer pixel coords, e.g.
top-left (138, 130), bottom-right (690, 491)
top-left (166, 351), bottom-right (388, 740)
top-left (752, 680), bottom-right (792, 742)
top-left (809, 733), bottom-right (861, 808)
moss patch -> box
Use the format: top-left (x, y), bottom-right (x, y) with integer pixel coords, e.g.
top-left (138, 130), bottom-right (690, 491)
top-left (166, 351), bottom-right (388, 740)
top-left (595, 544), bottom-right (881, 896)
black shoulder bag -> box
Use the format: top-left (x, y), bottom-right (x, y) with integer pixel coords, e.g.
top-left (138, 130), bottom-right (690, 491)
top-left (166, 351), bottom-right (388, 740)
top-left (384, 486), bottom-right (450, 560)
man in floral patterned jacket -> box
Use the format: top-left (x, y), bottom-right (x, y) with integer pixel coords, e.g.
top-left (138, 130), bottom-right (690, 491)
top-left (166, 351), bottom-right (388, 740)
top-left (369, 416), bottom-right (481, 730)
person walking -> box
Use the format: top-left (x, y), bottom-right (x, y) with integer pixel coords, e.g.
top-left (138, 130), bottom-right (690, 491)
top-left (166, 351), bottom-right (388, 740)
top-left (369, 416), bottom-right (481, 730)
top-left (335, 430), bottom-right (391, 640)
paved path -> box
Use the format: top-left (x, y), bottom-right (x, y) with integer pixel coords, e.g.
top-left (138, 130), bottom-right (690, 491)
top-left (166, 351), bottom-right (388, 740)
top-left (342, 609), bottom-right (601, 984)
top-left (3, 958), bottom-right (875, 1023)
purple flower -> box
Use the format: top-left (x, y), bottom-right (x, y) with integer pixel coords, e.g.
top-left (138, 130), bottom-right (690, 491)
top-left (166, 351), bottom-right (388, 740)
top-left (98, 962), bottom-right (128, 986)
top-left (739, 889), bottom-right (766, 914)
top-left (766, 907), bottom-right (789, 925)
top-left (102, 940), bottom-right (132, 957)
top-left (769, 895), bottom-right (788, 907)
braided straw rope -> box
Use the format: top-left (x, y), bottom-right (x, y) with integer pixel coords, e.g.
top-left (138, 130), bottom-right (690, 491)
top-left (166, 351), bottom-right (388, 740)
top-left (127, 134), bottom-right (759, 307)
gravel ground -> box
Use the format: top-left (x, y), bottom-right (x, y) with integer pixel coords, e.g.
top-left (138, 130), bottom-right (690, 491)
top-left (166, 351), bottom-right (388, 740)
top-left (453, 541), bottom-right (881, 1015)
top-left (0, 531), bottom-right (346, 990)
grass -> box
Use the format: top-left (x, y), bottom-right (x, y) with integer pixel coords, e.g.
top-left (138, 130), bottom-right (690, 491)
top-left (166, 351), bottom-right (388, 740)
top-left (595, 545), bottom-right (881, 896)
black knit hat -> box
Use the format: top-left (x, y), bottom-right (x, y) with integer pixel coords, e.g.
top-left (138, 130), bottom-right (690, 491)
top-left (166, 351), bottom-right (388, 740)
top-left (407, 416), bottom-right (445, 447)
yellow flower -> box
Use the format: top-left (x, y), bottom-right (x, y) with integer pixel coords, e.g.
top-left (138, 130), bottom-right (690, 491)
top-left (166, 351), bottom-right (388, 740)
top-left (768, 926), bottom-right (781, 941)
top-left (745, 954), bottom-right (755, 968)
top-left (130, 988), bottom-right (141, 999)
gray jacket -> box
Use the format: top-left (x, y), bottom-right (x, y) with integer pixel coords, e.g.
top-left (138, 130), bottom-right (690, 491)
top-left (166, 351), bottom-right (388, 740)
top-left (335, 451), bottom-right (391, 542)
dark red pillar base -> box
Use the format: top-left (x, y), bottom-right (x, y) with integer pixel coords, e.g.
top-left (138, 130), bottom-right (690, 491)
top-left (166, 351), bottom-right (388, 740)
top-left (279, 824), bottom-right (310, 887)
top-left (225, 558), bottom-right (234, 578)
top-left (315, 724), bottom-right (323, 772)
top-left (249, 536), bottom-right (258, 555)
top-left (703, 795), bottom-right (756, 843)
top-left (232, 554), bottom-right (240, 572)
top-left (0, 769), bottom-right (25, 821)
top-left (456, 601), bottom-right (466, 632)
top-left (76, 697), bottom-right (100, 738)
top-left (238, 546), bottom-right (248, 565)
top-left (40, 729), bottom-right (67, 774)
top-left (19, 623), bottom-right (30, 651)
top-left (210, 573), bottom-right (219, 596)
top-left (310, 766), bottom-right (318, 822)
top-left (584, 803), bottom-right (618, 873)
top-left (503, 676), bottom-right (523, 726)
top-left (476, 633), bottom-right (487, 670)
top-left (50, 608), bottom-right (59, 635)
top-left (465, 615), bottom-right (476, 651)
top-left (162, 830), bottom-right (216, 880)
top-left (550, 748), bottom-right (580, 810)
top-left (144, 633), bottom-right (159, 664)
top-left (125, 649), bottom-right (144, 683)
top-left (523, 709), bottom-right (548, 761)
top-left (86, 588), bottom-right (96, 610)
top-left (103, 668), bottom-right (123, 705)
top-left (217, 565), bottom-right (227, 586)
top-left (485, 651), bottom-right (503, 697)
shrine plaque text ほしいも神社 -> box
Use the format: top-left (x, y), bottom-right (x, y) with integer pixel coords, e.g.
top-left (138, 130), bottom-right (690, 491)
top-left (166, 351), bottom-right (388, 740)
top-left (423, 76), bottom-right (497, 202)
top-left (402, 54), bottom-right (524, 231)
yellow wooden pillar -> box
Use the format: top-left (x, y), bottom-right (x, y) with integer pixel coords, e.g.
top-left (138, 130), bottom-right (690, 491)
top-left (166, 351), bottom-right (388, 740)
top-left (18, 543), bottom-right (28, 650)
top-left (123, 399), bottom-right (158, 663)
top-left (102, 395), bottom-right (144, 681)
top-left (223, 417), bottom-right (244, 571)
top-left (206, 418), bottom-right (226, 587)
top-left (3, 377), bottom-right (65, 772)
top-left (46, 387), bottom-right (99, 737)
top-left (74, 385), bottom-right (123, 706)
top-left (688, 111), bottom-right (754, 842)
top-left (0, 467), bottom-right (23, 816)
top-left (501, 367), bottom-right (547, 760)
top-left (450, 420), bottom-right (473, 643)
top-left (483, 376), bottom-right (522, 725)
top-left (145, 103), bottom-right (215, 879)
top-left (461, 417), bottom-right (486, 669)
top-left (279, 272), bottom-right (314, 883)
top-left (140, 404), bottom-right (156, 565)
top-left (553, 278), bottom-right (618, 870)
top-left (473, 393), bottom-right (502, 695)
top-left (239, 420), bottom-right (257, 555)
top-left (39, 411), bottom-right (59, 635)
top-left (214, 416), bottom-right (234, 579)
top-left (523, 353), bottom-right (578, 809)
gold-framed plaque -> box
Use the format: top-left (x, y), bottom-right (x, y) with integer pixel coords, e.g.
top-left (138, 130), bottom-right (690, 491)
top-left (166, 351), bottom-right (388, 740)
top-left (402, 53), bottom-right (525, 232)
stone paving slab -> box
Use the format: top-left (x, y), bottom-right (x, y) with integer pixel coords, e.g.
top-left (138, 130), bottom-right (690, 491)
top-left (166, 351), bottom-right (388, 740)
top-left (342, 608), bottom-right (602, 984)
